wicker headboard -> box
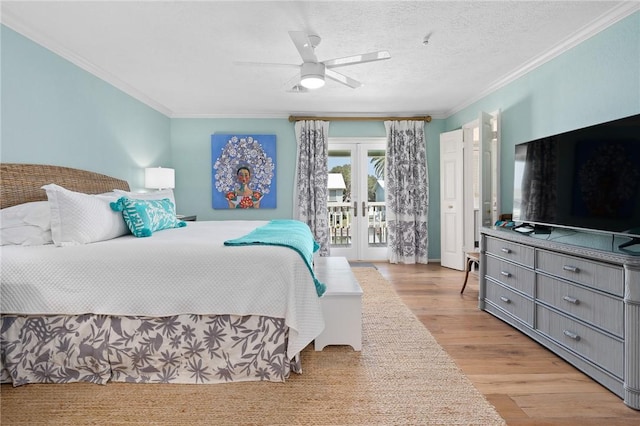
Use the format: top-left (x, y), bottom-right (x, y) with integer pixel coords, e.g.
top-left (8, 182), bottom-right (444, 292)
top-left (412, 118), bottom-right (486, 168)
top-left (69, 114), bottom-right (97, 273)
top-left (0, 163), bottom-right (130, 209)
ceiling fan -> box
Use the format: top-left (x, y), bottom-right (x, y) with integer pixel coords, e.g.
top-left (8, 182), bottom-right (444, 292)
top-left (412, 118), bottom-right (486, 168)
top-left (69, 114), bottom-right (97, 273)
top-left (235, 31), bottom-right (391, 91)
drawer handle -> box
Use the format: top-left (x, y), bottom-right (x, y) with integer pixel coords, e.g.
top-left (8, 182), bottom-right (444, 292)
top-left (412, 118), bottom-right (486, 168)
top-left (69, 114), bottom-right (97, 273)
top-left (562, 295), bottom-right (579, 305)
top-left (501, 248), bottom-right (512, 254)
top-left (562, 265), bottom-right (580, 273)
top-left (500, 271), bottom-right (512, 278)
top-left (499, 296), bottom-right (511, 303)
top-left (563, 330), bottom-right (581, 341)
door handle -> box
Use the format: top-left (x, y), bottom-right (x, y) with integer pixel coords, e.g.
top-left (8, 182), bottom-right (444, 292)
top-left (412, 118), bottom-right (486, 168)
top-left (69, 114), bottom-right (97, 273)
top-left (362, 201), bottom-right (365, 217)
top-left (354, 201), bottom-right (357, 217)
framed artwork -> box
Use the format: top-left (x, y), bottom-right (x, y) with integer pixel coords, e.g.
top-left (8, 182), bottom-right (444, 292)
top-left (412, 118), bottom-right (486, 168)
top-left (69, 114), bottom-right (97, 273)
top-left (211, 134), bottom-right (277, 209)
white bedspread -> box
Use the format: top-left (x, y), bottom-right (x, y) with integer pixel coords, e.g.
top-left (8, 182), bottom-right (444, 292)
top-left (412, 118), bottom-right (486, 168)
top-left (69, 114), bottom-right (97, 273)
top-left (0, 220), bottom-right (324, 357)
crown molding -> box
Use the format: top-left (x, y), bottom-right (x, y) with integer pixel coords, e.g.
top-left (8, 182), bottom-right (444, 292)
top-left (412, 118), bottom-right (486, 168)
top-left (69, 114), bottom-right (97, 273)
top-left (1, 10), bottom-right (174, 117)
top-left (169, 112), bottom-right (290, 119)
top-left (445, 2), bottom-right (640, 118)
top-left (170, 111), bottom-right (448, 120)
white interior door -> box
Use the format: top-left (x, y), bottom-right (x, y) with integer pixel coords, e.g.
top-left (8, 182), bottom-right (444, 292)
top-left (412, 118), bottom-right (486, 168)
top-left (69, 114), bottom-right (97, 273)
top-left (462, 121), bottom-right (480, 253)
top-left (440, 111), bottom-right (501, 271)
top-left (328, 138), bottom-right (387, 261)
top-left (440, 129), bottom-right (465, 270)
top-left (479, 111), bottom-right (501, 232)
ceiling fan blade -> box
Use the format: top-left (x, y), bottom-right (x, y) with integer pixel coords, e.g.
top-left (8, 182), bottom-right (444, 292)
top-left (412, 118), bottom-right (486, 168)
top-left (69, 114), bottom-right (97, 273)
top-left (325, 69), bottom-right (362, 89)
top-left (323, 51), bottom-right (391, 68)
top-left (233, 61), bottom-right (299, 69)
top-left (288, 31), bottom-right (318, 63)
top-left (283, 73), bottom-right (308, 93)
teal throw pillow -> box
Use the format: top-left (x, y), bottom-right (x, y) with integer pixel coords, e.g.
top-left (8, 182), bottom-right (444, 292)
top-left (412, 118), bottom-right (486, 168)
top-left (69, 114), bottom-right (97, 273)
top-left (110, 197), bottom-right (186, 237)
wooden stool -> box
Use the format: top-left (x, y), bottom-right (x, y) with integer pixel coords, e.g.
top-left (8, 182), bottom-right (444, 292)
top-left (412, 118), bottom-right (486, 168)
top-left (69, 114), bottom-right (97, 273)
top-left (461, 251), bottom-right (480, 294)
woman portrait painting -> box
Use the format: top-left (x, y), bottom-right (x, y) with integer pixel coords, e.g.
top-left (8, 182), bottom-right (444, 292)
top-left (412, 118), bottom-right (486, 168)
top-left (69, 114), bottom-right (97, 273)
top-left (226, 166), bottom-right (263, 209)
top-left (212, 134), bottom-right (276, 209)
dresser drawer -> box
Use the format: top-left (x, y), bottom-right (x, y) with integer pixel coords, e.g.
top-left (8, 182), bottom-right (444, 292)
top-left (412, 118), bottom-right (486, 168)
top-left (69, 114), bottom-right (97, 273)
top-left (537, 275), bottom-right (624, 338)
top-left (536, 250), bottom-right (624, 296)
top-left (486, 256), bottom-right (535, 297)
top-left (536, 304), bottom-right (623, 378)
top-left (485, 280), bottom-right (534, 326)
top-left (485, 237), bottom-right (535, 268)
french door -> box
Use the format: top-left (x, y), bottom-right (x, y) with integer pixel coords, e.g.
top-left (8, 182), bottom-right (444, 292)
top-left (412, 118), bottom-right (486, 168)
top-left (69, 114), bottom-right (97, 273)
top-left (328, 138), bottom-right (387, 261)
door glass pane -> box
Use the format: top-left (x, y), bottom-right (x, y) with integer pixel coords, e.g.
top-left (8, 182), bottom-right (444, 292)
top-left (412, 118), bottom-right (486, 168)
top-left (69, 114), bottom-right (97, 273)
top-left (367, 148), bottom-right (387, 247)
top-left (328, 149), bottom-right (352, 248)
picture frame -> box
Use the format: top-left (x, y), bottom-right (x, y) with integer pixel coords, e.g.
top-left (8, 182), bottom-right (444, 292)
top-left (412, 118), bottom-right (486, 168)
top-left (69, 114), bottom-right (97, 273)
top-left (211, 134), bottom-right (277, 209)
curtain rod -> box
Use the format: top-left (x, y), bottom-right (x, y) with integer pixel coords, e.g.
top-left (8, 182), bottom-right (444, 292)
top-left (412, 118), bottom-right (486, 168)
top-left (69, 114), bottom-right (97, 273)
top-left (288, 115), bottom-right (432, 123)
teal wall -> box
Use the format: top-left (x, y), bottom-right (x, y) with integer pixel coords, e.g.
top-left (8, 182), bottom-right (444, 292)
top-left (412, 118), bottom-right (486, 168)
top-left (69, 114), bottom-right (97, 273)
top-left (2, 11), bottom-right (638, 260)
top-left (171, 118), bottom-right (444, 258)
top-left (445, 12), bottom-right (640, 215)
top-left (171, 118), bottom-right (297, 221)
top-left (0, 26), bottom-right (171, 189)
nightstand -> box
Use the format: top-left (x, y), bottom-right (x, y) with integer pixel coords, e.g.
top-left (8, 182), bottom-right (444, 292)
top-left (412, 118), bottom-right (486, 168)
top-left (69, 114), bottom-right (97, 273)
top-left (177, 215), bottom-right (197, 222)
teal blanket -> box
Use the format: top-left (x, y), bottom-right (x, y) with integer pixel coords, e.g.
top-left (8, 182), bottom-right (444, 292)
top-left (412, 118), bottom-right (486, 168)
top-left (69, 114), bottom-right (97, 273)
top-left (224, 220), bottom-right (326, 297)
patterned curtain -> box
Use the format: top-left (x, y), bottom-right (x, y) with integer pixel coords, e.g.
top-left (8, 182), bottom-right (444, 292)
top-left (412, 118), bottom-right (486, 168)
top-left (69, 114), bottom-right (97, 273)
top-left (384, 120), bottom-right (429, 264)
top-left (293, 120), bottom-right (330, 256)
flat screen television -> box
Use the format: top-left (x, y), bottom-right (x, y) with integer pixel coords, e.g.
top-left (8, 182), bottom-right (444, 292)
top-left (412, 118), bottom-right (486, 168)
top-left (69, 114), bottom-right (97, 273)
top-left (512, 114), bottom-right (640, 246)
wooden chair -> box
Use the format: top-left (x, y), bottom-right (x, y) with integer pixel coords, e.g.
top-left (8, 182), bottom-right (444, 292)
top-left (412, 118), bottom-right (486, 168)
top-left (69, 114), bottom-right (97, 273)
top-left (461, 251), bottom-right (480, 294)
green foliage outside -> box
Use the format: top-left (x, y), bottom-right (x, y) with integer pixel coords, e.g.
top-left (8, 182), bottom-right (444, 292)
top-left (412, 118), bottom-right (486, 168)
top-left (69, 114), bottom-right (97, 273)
top-left (330, 160), bottom-right (384, 202)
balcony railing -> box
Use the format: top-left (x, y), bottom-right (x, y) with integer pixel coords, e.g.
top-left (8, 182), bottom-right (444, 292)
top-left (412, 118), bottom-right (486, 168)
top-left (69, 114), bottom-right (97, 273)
top-left (328, 202), bottom-right (351, 245)
top-left (328, 202), bottom-right (387, 246)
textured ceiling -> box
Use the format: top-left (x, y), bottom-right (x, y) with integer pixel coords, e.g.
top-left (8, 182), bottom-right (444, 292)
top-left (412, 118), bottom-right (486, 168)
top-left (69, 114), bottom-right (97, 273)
top-left (2, 1), bottom-right (637, 118)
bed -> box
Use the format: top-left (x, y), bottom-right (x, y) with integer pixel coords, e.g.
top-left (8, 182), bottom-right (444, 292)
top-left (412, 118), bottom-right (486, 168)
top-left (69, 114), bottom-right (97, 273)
top-left (0, 163), bottom-right (325, 385)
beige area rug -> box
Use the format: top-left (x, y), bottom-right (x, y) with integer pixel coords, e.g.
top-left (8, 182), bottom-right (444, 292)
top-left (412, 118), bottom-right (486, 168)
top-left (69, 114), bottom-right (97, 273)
top-left (0, 268), bottom-right (505, 425)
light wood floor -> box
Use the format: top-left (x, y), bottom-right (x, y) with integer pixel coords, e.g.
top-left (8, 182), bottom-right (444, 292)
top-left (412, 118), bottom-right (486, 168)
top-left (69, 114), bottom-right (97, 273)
top-left (372, 262), bottom-right (640, 425)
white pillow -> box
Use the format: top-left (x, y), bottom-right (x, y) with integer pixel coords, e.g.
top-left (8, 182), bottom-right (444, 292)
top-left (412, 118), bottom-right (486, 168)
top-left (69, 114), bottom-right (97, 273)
top-left (0, 201), bottom-right (51, 230)
top-left (42, 184), bottom-right (129, 246)
top-left (113, 189), bottom-right (176, 211)
top-left (1, 225), bottom-right (53, 246)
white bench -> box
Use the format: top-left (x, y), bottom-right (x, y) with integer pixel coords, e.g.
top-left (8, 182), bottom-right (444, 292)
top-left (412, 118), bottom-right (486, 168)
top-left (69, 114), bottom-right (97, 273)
top-left (313, 256), bottom-right (363, 351)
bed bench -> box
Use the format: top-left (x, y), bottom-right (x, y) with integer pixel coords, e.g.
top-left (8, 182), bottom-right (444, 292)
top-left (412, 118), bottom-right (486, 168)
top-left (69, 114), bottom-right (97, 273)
top-left (313, 257), bottom-right (363, 351)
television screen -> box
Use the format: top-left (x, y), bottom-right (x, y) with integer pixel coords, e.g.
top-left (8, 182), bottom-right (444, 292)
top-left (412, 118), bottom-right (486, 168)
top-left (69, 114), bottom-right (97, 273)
top-left (513, 114), bottom-right (640, 238)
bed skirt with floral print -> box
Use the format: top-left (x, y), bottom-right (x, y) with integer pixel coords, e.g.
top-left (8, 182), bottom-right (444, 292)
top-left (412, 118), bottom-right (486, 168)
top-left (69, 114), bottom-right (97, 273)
top-left (0, 313), bottom-right (300, 385)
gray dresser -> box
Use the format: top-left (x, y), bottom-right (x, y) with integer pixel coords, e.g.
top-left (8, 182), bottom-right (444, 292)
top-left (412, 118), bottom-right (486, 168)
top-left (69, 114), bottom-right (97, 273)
top-left (479, 227), bottom-right (640, 410)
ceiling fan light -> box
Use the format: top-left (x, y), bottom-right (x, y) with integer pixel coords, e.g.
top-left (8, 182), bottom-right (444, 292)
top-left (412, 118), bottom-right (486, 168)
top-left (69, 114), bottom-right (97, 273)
top-left (300, 62), bottom-right (326, 89)
top-left (300, 75), bottom-right (325, 89)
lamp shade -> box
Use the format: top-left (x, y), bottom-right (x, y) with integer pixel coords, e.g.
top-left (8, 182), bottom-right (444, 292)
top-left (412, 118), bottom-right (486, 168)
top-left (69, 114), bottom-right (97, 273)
top-left (144, 167), bottom-right (175, 190)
